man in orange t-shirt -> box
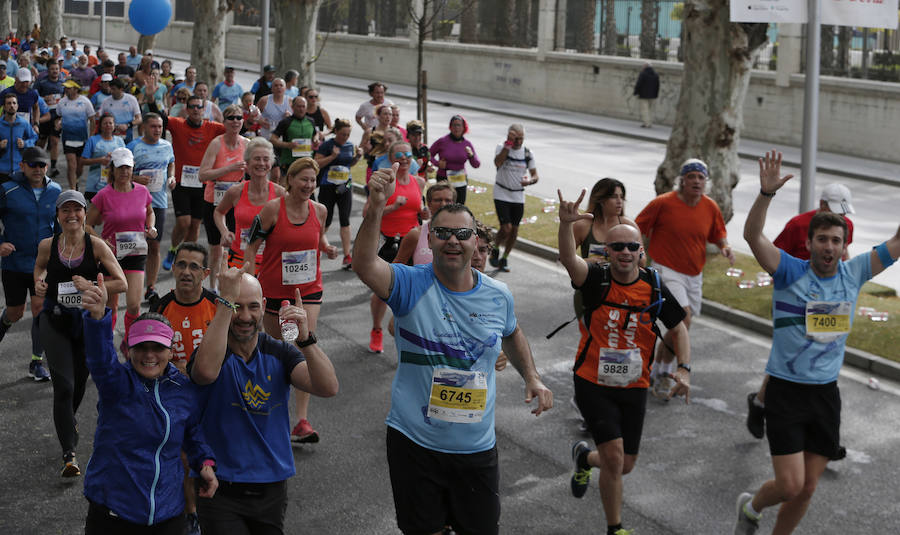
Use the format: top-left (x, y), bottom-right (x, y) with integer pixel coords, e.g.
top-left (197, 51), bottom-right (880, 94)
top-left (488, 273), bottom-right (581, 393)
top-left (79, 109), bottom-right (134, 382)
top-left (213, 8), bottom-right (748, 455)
top-left (635, 159), bottom-right (734, 396)
top-left (558, 191), bottom-right (691, 534)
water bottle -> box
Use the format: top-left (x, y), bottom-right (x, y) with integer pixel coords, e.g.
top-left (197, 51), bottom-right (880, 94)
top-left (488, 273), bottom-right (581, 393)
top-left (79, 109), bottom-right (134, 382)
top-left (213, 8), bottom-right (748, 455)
top-left (280, 300), bottom-right (299, 342)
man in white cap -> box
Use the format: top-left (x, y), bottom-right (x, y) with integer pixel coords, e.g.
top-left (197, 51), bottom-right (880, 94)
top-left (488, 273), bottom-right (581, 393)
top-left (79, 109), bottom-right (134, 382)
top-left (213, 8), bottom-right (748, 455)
top-left (0, 69), bottom-right (41, 129)
top-left (91, 73), bottom-right (114, 109)
top-left (745, 182), bottom-right (856, 445)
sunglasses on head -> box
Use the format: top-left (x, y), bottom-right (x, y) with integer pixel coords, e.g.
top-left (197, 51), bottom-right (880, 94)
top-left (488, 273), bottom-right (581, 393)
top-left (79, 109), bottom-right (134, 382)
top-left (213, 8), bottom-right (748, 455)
top-left (25, 161), bottom-right (47, 168)
top-left (607, 242), bottom-right (641, 252)
top-left (431, 226), bottom-right (474, 241)
top-left (393, 151), bottom-right (413, 159)
top-left (225, 115), bottom-right (243, 121)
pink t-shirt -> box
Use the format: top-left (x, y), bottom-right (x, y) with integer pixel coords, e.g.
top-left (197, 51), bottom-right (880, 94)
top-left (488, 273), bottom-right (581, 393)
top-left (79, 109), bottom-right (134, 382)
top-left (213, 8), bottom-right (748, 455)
top-left (91, 183), bottom-right (152, 256)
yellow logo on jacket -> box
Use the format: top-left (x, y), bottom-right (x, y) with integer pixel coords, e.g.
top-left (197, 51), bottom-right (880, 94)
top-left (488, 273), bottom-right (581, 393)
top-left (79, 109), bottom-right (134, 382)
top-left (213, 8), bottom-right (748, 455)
top-left (242, 380), bottom-right (272, 410)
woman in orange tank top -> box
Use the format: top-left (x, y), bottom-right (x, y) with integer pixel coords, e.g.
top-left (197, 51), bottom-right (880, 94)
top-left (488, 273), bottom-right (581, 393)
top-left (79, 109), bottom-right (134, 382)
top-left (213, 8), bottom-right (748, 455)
top-left (244, 157), bottom-right (338, 444)
top-left (198, 104), bottom-right (249, 291)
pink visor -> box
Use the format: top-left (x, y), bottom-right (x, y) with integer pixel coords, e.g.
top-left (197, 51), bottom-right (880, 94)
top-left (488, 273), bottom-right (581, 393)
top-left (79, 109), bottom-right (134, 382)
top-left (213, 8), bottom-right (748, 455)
top-left (128, 319), bottom-right (175, 348)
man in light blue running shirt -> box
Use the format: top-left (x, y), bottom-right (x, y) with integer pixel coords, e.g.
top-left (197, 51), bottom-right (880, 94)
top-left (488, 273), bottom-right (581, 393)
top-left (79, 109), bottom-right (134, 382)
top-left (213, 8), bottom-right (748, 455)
top-left (353, 162), bottom-right (553, 535)
top-left (733, 150), bottom-right (900, 535)
top-left (127, 112), bottom-right (174, 304)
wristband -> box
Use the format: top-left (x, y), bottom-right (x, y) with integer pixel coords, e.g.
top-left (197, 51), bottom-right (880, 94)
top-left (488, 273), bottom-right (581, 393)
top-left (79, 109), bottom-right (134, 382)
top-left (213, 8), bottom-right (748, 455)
top-left (677, 363), bottom-right (691, 373)
top-left (202, 459), bottom-right (216, 472)
top-left (296, 332), bottom-right (317, 348)
top-left (875, 242), bottom-right (895, 269)
top-left (214, 296), bottom-right (238, 311)
top-left (759, 189), bottom-right (775, 198)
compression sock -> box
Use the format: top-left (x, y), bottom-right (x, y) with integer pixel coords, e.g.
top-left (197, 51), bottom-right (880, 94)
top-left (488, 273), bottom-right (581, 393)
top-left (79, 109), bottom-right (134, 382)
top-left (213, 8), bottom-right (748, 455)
top-left (31, 317), bottom-right (43, 357)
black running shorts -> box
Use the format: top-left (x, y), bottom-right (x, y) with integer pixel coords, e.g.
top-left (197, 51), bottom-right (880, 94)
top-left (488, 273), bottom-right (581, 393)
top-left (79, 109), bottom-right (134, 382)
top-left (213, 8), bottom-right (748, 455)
top-left (765, 375), bottom-right (840, 458)
top-left (574, 374), bottom-right (647, 455)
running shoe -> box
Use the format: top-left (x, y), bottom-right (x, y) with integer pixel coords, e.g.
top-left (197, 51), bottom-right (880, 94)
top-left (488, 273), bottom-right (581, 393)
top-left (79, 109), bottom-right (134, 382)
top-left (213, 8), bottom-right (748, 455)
top-left (144, 286), bottom-right (159, 306)
top-left (734, 492), bottom-right (760, 535)
top-left (498, 257), bottom-right (510, 272)
top-left (369, 328), bottom-right (384, 353)
top-left (342, 254), bottom-right (352, 270)
top-left (186, 512), bottom-right (201, 535)
top-left (291, 419), bottom-right (320, 444)
top-left (831, 445), bottom-right (847, 461)
top-left (570, 440), bottom-right (592, 498)
top-left (29, 359), bottom-right (51, 382)
top-left (650, 373), bottom-right (673, 401)
top-left (49, 167), bottom-right (60, 178)
top-left (162, 249), bottom-right (176, 271)
top-left (613, 529), bottom-right (635, 535)
top-left (489, 248), bottom-right (499, 268)
top-left (746, 392), bottom-right (765, 439)
top-left (61, 452), bottom-right (81, 478)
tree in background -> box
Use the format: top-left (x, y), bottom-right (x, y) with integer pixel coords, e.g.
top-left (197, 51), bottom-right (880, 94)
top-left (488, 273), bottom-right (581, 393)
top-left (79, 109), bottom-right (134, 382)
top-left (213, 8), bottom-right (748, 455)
top-left (274, 0), bottom-right (323, 87)
top-left (190, 0), bottom-right (235, 86)
top-left (602, 0), bottom-right (616, 55)
top-left (639, 0), bottom-right (658, 59)
top-left (37, 0), bottom-right (61, 42)
top-left (0, 0), bottom-right (11, 39)
top-left (137, 34), bottom-right (156, 54)
top-left (459, 0), bottom-right (477, 43)
top-left (575, 0), bottom-right (595, 53)
top-left (656, 0), bottom-right (768, 222)
top-left (348, 0), bottom-right (367, 34)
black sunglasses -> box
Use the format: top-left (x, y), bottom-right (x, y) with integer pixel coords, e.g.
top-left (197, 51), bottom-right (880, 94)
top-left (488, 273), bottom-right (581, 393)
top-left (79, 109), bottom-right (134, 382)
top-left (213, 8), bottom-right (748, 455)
top-left (608, 241), bottom-right (641, 252)
top-left (187, 104), bottom-right (203, 110)
top-left (25, 161), bottom-right (48, 168)
top-left (225, 115), bottom-right (243, 121)
top-left (431, 226), bottom-right (474, 241)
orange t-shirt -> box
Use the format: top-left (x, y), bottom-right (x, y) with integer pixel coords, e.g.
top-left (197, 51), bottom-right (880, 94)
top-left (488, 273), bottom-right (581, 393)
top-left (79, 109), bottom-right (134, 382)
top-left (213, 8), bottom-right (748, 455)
top-left (150, 289), bottom-right (218, 364)
top-left (167, 117), bottom-right (225, 182)
top-left (574, 267), bottom-right (683, 388)
top-left (635, 191), bottom-right (727, 276)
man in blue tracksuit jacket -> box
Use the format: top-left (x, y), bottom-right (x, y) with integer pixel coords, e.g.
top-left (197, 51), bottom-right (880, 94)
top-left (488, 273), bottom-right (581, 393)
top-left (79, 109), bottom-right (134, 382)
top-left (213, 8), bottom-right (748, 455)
top-left (0, 146), bottom-right (59, 380)
top-left (0, 91), bottom-right (38, 181)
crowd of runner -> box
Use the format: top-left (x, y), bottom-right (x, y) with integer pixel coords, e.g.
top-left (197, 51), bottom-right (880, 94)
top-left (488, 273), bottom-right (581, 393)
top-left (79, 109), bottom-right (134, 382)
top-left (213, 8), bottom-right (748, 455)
top-left (0, 33), bottom-right (898, 535)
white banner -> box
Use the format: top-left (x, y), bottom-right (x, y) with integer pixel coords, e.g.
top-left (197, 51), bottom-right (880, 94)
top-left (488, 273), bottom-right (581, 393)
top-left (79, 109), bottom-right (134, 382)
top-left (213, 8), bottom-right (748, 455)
top-left (731, 0), bottom-right (898, 28)
top-left (822, 0), bottom-right (898, 29)
top-left (731, 0), bottom-right (807, 23)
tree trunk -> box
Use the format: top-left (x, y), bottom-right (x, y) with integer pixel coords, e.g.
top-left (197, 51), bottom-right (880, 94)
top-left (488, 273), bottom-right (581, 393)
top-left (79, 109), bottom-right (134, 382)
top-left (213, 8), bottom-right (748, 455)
top-left (639, 0), bottom-right (657, 59)
top-left (656, 0), bottom-right (768, 223)
top-left (836, 26), bottom-right (851, 76)
top-left (274, 0), bottom-right (321, 87)
top-left (0, 0), bottom-right (11, 39)
top-left (376, 0), bottom-right (397, 37)
top-left (137, 34), bottom-right (156, 55)
top-left (190, 0), bottom-right (232, 86)
top-left (348, 0), bottom-right (367, 35)
top-left (459, 0), bottom-right (477, 43)
top-left (575, 0), bottom-right (595, 53)
top-left (820, 25), bottom-right (834, 75)
top-left (603, 0), bottom-right (616, 55)
top-left (16, 0), bottom-right (38, 41)
top-left (37, 0), bottom-right (62, 43)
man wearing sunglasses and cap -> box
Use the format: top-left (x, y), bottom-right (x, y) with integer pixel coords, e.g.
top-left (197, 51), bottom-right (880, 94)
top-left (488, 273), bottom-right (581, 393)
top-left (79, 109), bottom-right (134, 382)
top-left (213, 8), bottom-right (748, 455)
top-left (558, 189), bottom-right (690, 535)
top-left (354, 163), bottom-right (552, 535)
top-left (0, 146), bottom-right (59, 381)
top-left (635, 158), bottom-right (734, 398)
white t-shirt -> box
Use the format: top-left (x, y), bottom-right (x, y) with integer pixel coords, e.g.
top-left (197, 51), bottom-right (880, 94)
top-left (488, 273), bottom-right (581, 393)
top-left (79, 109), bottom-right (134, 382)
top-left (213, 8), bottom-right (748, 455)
top-left (492, 145), bottom-right (535, 203)
top-left (355, 98), bottom-right (394, 129)
top-left (98, 93), bottom-right (141, 128)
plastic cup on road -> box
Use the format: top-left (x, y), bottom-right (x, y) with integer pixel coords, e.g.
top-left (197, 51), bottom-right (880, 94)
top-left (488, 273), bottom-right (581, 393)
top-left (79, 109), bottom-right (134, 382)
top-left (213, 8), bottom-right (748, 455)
top-left (737, 280), bottom-right (756, 289)
top-left (857, 306), bottom-right (876, 317)
top-left (870, 312), bottom-right (889, 322)
top-left (726, 268), bottom-right (743, 277)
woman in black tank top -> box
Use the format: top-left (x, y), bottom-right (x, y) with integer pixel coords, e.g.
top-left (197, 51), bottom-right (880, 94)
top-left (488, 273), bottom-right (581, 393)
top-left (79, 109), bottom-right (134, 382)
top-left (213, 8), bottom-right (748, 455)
top-left (33, 191), bottom-right (127, 477)
top-left (304, 89), bottom-right (332, 132)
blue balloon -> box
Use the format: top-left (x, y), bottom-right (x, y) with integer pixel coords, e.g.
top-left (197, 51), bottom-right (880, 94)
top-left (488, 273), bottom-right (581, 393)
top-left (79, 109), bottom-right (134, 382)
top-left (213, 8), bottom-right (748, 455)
top-left (129, 0), bottom-right (173, 36)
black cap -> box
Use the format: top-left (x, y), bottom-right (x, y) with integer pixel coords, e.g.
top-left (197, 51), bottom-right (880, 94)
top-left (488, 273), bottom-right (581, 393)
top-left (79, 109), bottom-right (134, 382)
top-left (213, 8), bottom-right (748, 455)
top-left (22, 146), bottom-right (50, 165)
top-left (263, 64), bottom-right (276, 72)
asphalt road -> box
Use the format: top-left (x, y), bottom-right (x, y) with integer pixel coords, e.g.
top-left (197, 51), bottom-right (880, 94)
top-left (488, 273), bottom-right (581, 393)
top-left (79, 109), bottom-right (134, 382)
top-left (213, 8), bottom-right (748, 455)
top-left (2, 191), bottom-right (899, 534)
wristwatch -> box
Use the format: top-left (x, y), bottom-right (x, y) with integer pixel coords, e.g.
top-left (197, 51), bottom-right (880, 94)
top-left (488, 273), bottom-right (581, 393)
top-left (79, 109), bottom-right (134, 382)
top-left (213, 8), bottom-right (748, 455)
top-left (296, 332), bottom-right (317, 348)
top-left (677, 363), bottom-right (692, 373)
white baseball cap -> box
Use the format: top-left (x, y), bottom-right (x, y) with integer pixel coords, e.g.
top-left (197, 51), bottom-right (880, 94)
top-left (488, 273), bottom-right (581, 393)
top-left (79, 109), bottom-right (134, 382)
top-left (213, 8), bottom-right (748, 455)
top-left (101, 73), bottom-right (113, 82)
top-left (110, 147), bottom-right (134, 168)
top-left (15, 69), bottom-right (32, 82)
top-left (821, 183), bottom-right (855, 215)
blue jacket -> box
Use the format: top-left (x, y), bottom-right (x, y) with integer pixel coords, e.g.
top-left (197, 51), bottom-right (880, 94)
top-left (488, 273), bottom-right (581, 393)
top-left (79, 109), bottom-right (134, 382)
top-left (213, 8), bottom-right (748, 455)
top-left (0, 114), bottom-right (38, 175)
top-left (83, 310), bottom-right (215, 526)
top-left (0, 172), bottom-right (60, 273)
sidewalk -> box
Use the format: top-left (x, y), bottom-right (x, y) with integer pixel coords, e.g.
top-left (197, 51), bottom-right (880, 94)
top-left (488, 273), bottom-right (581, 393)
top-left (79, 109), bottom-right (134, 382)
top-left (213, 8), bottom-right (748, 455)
top-left (84, 37), bottom-right (900, 186)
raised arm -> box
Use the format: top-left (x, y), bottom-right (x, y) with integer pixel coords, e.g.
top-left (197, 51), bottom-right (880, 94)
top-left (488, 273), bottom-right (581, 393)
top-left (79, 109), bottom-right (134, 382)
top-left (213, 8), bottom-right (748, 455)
top-left (870, 225), bottom-right (900, 277)
top-left (744, 150), bottom-right (794, 275)
top-left (351, 163), bottom-right (398, 299)
top-left (191, 261), bottom-right (240, 385)
top-left (557, 189), bottom-right (593, 287)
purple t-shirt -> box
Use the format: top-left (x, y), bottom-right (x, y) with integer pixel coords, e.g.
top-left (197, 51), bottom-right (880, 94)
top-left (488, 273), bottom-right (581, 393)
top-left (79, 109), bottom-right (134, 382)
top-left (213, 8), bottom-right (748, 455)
top-left (429, 134), bottom-right (480, 177)
top-left (91, 183), bottom-right (151, 256)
